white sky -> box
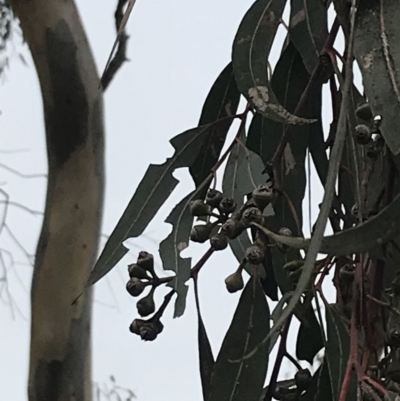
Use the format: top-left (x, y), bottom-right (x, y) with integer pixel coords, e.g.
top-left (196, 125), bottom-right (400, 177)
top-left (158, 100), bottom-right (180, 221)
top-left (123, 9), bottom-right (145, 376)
top-left (0, 1), bottom-right (336, 400)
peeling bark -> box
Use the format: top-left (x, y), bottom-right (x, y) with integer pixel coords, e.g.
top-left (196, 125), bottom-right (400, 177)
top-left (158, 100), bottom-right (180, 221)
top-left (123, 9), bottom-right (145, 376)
top-left (10, 1), bottom-right (104, 400)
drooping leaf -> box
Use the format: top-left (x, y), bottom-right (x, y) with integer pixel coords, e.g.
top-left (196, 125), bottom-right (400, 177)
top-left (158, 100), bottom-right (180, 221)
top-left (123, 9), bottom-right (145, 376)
top-left (232, 0), bottom-right (314, 125)
top-left (247, 42), bottom-right (319, 294)
top-left (198, 316), bottom-right (214, 401)
top-left (269, 292), bottom-right (292, 353)
top-left (207, 276), bottom-right (270, 401)
top-left (289, 0), bottom-right (328, 74)
top-left (222, 133), bottom-right (266, 273)
top-left (87, 125), bottom-right (212, 286)
top-left (296, 303), bottom-right (324, 364)
top-left (253, 189), bottom-right (400, 257)
top-left (353, 0), bottom-right (400, 155)
top-left (159, 191), bottom-right (206, 317)
top-left (324, 304), bottom-right (354, 401)
top-left (190, 62), bottom-right (241, 190)
top-left (194, 279), bottom-right (215, 401)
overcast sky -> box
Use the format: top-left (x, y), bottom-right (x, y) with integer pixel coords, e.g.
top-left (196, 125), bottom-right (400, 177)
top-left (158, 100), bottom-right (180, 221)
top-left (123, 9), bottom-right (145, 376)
top-left (0, 1), bottom-right (336, 400)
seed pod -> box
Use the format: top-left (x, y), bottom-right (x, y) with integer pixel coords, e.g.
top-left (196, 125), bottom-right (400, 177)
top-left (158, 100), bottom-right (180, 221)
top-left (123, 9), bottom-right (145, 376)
top-left (137, 251), bottom-right (155, 272)
top-left (225, 269), bottom-right (244, 293)
top-left (142, 318), bottom-right (164, 341)
top-left (189, 199), bottom-right (211, 217)
top-left (279, 227), bottom-right (292, 236)
top-left (221, 218), bottom-right (245, 239)
top-left (355, 124), bottom-right (371, 145)
top-left (386, 329), bottom-right (400, 348)
top-left (129, 318), bottom-right (146, 335)
top-left (126, 277), bottom-right (146, 297)
top-left (190, 223), bottom-right (215, 243)
top-left (242, 207), bottom-right (264, 227)
top-left (252, 184), bottom-right (274, 210)
top-left (366, 142), bottom-right (379, 159)
top-left (355, 103), bottom-right (373, 121)
top-left (295, 369), bottom-right (312, 392)
top-left (218, 198), bottom-right (237, 215)
top-left (277, 227), bottom-right (292, 253)
top-left (210, 233), bottom-right (228, 251)
top-left (136, 288), bottom-right (156, 317)
top-left (128, 263), bottom-right (150, 280)
top-left (245, 244), bottom-right (265, 265)
top-left (205, 189), bottom-right (223, 208)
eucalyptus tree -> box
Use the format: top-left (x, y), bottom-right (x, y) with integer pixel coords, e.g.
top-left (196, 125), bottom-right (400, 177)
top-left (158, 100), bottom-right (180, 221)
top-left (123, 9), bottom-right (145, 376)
top-left (5, 0), bottom-right (400, 400)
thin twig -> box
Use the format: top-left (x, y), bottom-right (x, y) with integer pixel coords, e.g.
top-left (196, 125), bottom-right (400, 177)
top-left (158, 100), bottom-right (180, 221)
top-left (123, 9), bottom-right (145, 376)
top-left (100, 0), bottom-right (136, 89)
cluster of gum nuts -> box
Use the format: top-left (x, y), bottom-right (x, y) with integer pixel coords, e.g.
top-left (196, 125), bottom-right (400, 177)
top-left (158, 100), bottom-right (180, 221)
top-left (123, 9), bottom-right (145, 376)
top-left (189, 185), bottom-right (293, 293)
top-left (126, 251), bottom-right (164, 341)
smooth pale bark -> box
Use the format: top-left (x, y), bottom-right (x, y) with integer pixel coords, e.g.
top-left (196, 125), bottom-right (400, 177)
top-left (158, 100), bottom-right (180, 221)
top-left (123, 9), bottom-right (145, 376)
top-left (10, 1), bottom-right (104, 400)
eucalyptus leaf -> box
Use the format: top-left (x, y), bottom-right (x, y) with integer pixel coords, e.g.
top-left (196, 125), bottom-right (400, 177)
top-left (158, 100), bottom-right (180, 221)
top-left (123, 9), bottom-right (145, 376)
top-left (207, 276), bottom-right (270, 401)
top-left (354, 0), bottom-right (400, 155)
top-left (87, 124), bottom-right (212, 287)
top-left (324, 303), bottom-right (357, 401)
top-left (247, 42), bottom-right (318, 294)
top-left (296, 304), bottom-right (324, 364)
top-left (198, 315), bottom-right (214, 401)
top-left (190, 62), bottom-right (241, 189)
top-left (289, 0), bottom-right (328, 74)
top-left (232, 0), bottom-right (314, 124)
top-left (159, 192), bottom-right (196, 317)
top-left (252, 189), bottom-right (400, 256)
top-left (222, 132), bottom-right (266, 276)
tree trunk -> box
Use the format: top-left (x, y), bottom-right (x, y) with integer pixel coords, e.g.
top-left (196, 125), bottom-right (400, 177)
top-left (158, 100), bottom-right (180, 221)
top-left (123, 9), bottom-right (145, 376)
top-left (10, 1), bottom-right (104, 400)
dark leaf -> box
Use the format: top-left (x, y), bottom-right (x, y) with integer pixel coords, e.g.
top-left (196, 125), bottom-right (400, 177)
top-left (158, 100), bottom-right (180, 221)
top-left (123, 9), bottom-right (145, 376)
top-left (253, 189), bottom-right (400, 257)
top-left (194, 280), bottom-right (215, 401)
top-left (198, 316), bottom-right (214, 401)
top-left (289, 0), bottom-right (328, 74)
top-left (87, 125), bottom-right (211, 286)
top-left (269, 292), bottom-right (292, 353)
top-left (301, 363), bottom-right (333, 401)
top-left (207, 276), bottom-right (270, 401)
top-left (354, 0), bottom-right (400, 155)
top-left (325, 304), bottom-right (351, 401)
top-left (222, 133), bottom-right (266, 276)
top-left (159, 192), bottom-right (203, 317)
top-left (232, 0), bottom-right (314, 124)
top-left (296, 303), bottom-right (324, 364)
top-left (247, 42), bottom-right (319, 294)
top-left (190, 63), bottom-right (241, 190)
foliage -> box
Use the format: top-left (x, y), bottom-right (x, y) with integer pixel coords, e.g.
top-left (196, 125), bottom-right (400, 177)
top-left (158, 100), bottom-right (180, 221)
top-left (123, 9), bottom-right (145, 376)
top-left (90, 0), bottom-right (400, 400)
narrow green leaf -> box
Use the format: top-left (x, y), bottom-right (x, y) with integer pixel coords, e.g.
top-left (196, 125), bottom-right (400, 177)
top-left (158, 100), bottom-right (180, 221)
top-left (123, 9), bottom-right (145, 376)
top-left (354, 0), bottom-right (400, 155)
top-left (87, 125), bottom-right (211, 286)
top-left (253, 189), bottom-right (400, 256)
top-left (159, 193), bottom-right (194, 317)
top-left (190, 63), bottom-right (241, 189)
top-left (247, 42), bottom-right (317, 294)
top-left (222, 135), bottom-right (266, 203)
top-left (325, 304), bottom-right (352, 401)
top-left (222, 133), bottom-right (266, 276)
top-left (289, 0), bottom-right (328, 74)
top-left (246, 31), bottom-right (353, 357)
top-left (296, 303), bottom-right (324, 363)
top-left (232, 0), bottom-right (314, 124)
top-left (198, 315), bottom-right (215, 401)
top-left (208, 276), bottom-right (270, 401)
